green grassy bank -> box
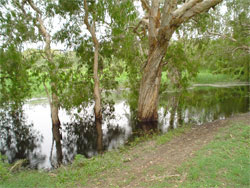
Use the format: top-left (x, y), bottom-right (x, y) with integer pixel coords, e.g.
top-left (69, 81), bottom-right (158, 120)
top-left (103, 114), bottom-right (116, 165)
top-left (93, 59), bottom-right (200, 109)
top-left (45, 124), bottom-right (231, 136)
top-left (144, 122), bottom-right (250, 188)
top-left (1, 118), bottom-right (249, 187)
top-left (0, 126), bottom-right (191, 188)
top-left (193, 71), bottom-right (236, 84)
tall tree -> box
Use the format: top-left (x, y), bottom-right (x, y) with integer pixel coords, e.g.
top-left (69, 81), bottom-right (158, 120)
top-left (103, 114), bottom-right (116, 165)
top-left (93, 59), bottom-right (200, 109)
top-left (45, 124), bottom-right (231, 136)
top-left (20, 0), bottom-right (61, 130)
top-left (56, 0), bottom-right (138, 121)
top-left (83, 0), bottom-right (102, 120)
top-left (137, 0), bottom-right (223, 123)
top-left (0, 0), bottom-right (67, 159)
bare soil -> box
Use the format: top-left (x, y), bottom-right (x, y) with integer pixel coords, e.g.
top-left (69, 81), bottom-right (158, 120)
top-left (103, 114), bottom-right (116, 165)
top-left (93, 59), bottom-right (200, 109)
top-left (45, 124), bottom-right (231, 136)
top-left (86, 112), bottom-right (250, 188)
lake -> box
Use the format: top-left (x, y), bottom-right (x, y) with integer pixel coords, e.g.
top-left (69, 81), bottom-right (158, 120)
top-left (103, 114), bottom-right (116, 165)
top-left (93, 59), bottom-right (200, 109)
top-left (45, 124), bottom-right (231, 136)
top-left (0, 84), bottom-right (249, 169)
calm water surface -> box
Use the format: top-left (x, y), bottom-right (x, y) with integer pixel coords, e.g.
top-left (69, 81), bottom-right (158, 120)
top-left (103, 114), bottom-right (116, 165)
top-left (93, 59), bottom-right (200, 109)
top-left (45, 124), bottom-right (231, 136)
top-left (0, 85), bottom-right (249, 169)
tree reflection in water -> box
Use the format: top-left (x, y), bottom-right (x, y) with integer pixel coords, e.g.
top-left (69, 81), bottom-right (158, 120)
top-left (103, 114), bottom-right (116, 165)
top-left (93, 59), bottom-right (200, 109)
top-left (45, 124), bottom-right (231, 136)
top-left (159, 86), bottom-right (249, 132)
top-left (0, 106), bottom-right (45, 168)
top-left (61, 115), bottom-right (127, 164)
top-left (0, 86), bottom-right (248, 168)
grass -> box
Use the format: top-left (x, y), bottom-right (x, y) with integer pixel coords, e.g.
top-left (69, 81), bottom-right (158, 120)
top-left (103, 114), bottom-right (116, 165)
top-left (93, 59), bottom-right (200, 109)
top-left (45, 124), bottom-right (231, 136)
top-left (193, 71), bottom-right (236, 84)
top-left (0, 124), bottom-right (191, 188)
top-left (177, 122), bottom-right (250, 188)
top-left (1, 120), bottom-right (248, 187)
top-left (0, 155), bottom-right (10, 182)
top-left (155, 125), bottom-right (191, 145)
top-left (0, 151), bottom-right (124, 188)
top-left (149, 122), bottom-right (250, 188)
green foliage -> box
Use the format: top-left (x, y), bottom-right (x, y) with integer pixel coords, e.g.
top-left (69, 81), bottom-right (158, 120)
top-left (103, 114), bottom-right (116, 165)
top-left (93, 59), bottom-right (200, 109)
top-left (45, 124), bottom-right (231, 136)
top-left (0, 45), bottom-right (32, 108)
top-left (57, 0), bottom-right (82, 15)
top-left (197, 0), bottom-right (249, 81)
top-left (203, 38), bottom-right (249, 81)
top-left (162, 40), bottom-right (200, 91)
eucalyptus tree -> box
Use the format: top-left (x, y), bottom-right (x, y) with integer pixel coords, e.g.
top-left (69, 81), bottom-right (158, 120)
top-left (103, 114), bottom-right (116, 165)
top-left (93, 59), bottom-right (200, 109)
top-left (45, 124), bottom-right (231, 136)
top-left (22, 1), bottom-right (62, 137)
top-left (82, 0), bottom-right (102, 120)
top-left (56, 0), bottom-right (138, 121)
top-left (56, 0), bottom-right (104, 121)
top-left (135, 0), bottom-right (223, 123)
top-left (0, 0), bottom-right (65, 146)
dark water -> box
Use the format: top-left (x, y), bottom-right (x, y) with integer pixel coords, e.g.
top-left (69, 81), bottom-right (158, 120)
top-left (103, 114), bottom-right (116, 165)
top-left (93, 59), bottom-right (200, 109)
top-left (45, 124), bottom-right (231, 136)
top-left (0, 85), bottom-right (249, 169)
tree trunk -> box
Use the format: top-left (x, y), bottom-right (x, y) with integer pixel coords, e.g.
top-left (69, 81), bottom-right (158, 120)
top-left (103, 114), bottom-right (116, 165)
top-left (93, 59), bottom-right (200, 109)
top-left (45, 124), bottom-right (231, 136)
top-left (83, 0), bottom-right (102, 121)
top-left (93, 44), bottom-right (102, 120)
top-left (96, 119), bottom-right (103, 154)
top-left (137, 43), bottom-right (169, 122)
top-left (137, 0), bottom-right (223, 124)
top-left (51, 92), bottom-right (61, 128)
top-left (27, 0), bottom-right (62, 134)
top-left (52, 113), bottom-right (62, 166)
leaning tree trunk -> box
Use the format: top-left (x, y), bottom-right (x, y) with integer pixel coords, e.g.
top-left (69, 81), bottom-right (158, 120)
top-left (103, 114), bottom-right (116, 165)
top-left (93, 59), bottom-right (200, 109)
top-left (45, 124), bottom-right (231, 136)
top-left (137, 41), bottom-right (170, 122)
top-left (137, 0), bottom-right (223, 123)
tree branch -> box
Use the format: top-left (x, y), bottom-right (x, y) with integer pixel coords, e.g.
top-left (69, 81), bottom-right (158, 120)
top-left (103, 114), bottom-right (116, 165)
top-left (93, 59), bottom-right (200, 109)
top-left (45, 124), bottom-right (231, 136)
top-left (172, 0), bottom-right (223, 27)
top-left (232, 46), bottom-right (250, 54)
top-left (83, 0), bottom-right (98, 47)
top-left (207, 31), bottom-right (237, 42)
top-left (132, 17), bottom-right (149, 38)
top-left (24, 50), bottom-right (47, 59)
top-left (26, 0), bottom-right (52, 60)
top-left (0, 76), bottom-right (11, 80)
top-left (161, 0), bottom-right (177, 28)
top-left (207, 31), bottom-right (250, 54)
top-left (172, 0), bottom-right (202, 20)
top-left (148, 0), bottom-right (160, 50)
top-left (27, 0), bottom-right (42, 15)
top-left (140, 0), bottom-right (150, 15)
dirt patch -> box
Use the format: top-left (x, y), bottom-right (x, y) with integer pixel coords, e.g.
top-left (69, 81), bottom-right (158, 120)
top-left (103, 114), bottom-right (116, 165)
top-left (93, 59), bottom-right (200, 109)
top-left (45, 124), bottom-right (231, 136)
top-left (86, 113), bottom-right (250, 188)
